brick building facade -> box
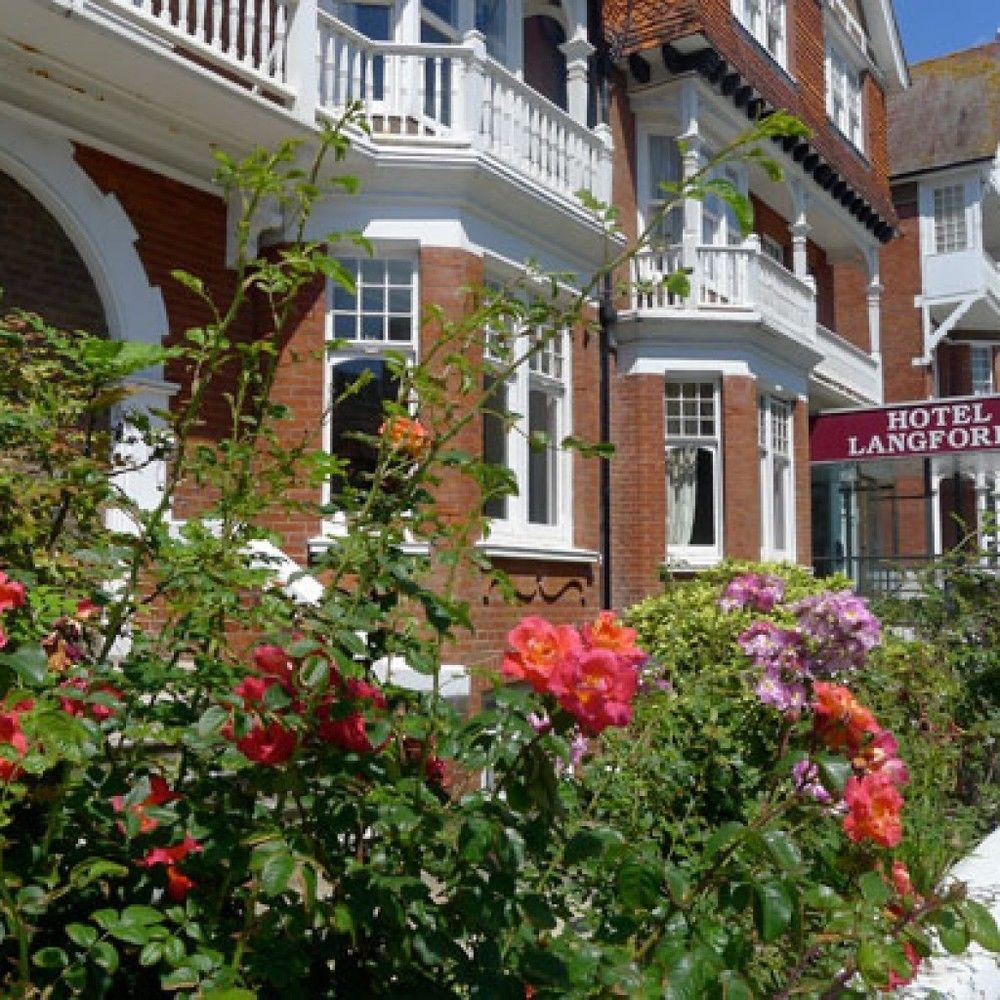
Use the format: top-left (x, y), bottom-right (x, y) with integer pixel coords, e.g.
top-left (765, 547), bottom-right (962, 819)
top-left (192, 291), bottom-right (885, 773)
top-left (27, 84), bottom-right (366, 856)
top-left (1, 0), bottom-right (914, 681)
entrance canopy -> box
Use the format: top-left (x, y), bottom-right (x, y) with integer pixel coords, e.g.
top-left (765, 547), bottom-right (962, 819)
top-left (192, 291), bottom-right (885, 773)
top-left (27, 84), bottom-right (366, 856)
top-left (811, 394), bottom-right (1000, 470)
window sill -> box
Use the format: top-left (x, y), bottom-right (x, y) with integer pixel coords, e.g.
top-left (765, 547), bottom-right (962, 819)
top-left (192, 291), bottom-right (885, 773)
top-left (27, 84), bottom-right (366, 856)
top-left (663, 553), bottom-right (722, 571)
top-left (476, 541), bottom-right (601, 564)
top-left (308, 536), bottom-right (430, 559)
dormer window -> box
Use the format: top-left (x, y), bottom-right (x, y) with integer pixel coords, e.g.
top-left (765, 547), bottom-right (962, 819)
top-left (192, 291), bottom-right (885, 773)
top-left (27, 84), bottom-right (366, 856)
top-left (826, 42), bottom-right (864, 152)
top-left (733, 0), bottom-right (787, 68)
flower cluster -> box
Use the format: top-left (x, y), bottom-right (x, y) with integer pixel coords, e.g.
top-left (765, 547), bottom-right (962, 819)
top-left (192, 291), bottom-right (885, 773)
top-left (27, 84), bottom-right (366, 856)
top-left (718, 572), bottom-right (786, 613)
top-left (0, 571), bottom-right (27, 649)
top-left (381, 415), bottom-right (430, 460)
top-left (812, 683), bottom-right (908, 848)
top-left (792, 590), bottom-right (881, 676)
top-left (737, 621), bottom-right (807, 713)
top-left (0, 698), bottom-right (33, 782)
top-left (223, 645), bottom-right (396, 768)
top-left (501, 612), bottom-right (645, 735)
top-left (138, 833), bottom-right (202, 902)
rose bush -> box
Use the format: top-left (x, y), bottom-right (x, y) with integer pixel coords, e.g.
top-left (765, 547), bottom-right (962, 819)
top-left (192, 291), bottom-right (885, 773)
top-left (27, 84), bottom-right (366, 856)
top-left (0, 109), bottom-right (996, 997)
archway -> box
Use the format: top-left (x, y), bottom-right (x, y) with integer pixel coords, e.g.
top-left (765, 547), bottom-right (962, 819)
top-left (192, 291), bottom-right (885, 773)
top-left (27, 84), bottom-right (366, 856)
top-left (523, 2), bottom-right (568, 110)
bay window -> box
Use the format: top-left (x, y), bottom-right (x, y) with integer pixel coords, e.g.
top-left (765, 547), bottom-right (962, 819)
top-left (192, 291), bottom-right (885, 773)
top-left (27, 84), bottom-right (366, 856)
top-left (932, 184), bottom-right (968, 253)
top-left (759, 396), bottom-right (794, 561)
top-left (481, 302), bottom-right (572, 545)
top-left (665, 381), bottom-right (721, 562)
top-left (326, 256), bottom-right (417, 497)
top-left (644, 134), bottom-right (682, 247)
top-left (826, 43), bottom-right (864, 151)
top-left (733, 0), bottom-right (787, 68)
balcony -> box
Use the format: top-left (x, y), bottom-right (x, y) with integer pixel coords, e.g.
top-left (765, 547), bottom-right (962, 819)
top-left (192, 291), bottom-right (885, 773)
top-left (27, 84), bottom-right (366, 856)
top-left (631, 240), bottom-right (817, 347)
top-left (41, 0), bottom-right (611, 206)
top-left (813, 323), bottom-right (882, 406)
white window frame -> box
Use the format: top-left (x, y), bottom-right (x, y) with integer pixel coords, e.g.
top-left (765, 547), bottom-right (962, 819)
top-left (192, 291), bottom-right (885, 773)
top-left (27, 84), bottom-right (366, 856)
top-left (971, 345), bottom-right (994, 396)
top-left (932, 183), bottom-right (969, 254)
top-left (825, 41), bottom-right (864, 152)
top-left (665, 379), bottom-right (723, 566)
top-left (481, 288), bottom-right (574, 549)
top-left (319, 252), bottom-right (420, 542)
top-left (759, 395), bottom-right (795, 562)
top-left (732, 0), bottom-right (787, 69)
top-left (639, 131), bottom-right (683, 248)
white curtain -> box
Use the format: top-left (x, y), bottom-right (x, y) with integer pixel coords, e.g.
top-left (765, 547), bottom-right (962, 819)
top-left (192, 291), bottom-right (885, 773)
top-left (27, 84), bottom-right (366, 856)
top-left (667, 446), bottom-right (698, 547)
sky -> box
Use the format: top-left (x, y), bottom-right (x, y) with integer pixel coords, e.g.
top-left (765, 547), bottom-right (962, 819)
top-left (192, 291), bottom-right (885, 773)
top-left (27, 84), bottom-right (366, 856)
top-left (893, 0), bottom-right (998, 64)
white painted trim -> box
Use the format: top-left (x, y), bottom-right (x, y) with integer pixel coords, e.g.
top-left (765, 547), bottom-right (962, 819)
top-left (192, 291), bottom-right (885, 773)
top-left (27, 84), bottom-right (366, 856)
top-left (475, 542), bottom-right (600, 563)
top-left (0, 112), bottom-right (168, 377)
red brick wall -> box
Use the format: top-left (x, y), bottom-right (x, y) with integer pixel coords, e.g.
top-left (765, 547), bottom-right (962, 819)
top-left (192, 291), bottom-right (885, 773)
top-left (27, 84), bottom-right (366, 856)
top-left (722, 374), bottom-right (761, 559)
top-left (0, 172), bottom-right (107, 334)
top-left (603, 0), bottom-right (895, 223)
top-left (610, 367), bottom-right (665, 608)
top-left (880, 183), bottom-right (932, 404)
top-left (830, 258), bottom-right (870, 353)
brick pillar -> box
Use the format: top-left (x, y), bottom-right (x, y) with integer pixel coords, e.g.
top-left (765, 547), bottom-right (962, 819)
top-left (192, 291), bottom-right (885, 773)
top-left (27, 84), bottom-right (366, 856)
top-left (610, 368), bottom-right (665, 608)
top-left (259, 271), bottom-right (327, 564)
top-left (793, 398), bottom-right (812, 568)
top-left (722, 375), bottom-right (761, 560)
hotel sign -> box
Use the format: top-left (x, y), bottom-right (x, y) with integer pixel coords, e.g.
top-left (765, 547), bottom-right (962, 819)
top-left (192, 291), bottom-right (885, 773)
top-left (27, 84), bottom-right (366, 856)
top-left (810, 397), bottom-right (1000, 463)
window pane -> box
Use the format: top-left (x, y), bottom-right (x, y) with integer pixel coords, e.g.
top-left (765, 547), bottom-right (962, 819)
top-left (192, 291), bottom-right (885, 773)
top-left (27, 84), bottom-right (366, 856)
top-left (482, 374), bottom-right (509, 519)
top-left (333, 283), bottom-right (357, 311)
top-left (476, 0), bottom-right (507, 62)
top-left (329, 358), bottom-right (399, 490)
top-left (388, 288), bottom-right (411, 313)
top-left (328, 1), bottom-right (391, 39)
top-left (362, 286), bottom-right (385, 313)
top-left (772, 459), bottom-right (788, 552)
top-left (422, 0), bottom-right (455, 24)
top-left (528, 388), bottom-right (557, 525)
top-left (332, 258), bottom-right (414, 346)
top-left (334, 313), bottom-right (357, 340)
top-left (387, 259), bottom-right (412, 284)
top-left (934, 185), bottom-right (967, 253)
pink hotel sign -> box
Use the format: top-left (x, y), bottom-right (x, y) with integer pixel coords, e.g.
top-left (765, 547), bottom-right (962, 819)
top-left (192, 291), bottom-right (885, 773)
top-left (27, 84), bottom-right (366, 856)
top-left (810, 397), bottom-right (1000, 463)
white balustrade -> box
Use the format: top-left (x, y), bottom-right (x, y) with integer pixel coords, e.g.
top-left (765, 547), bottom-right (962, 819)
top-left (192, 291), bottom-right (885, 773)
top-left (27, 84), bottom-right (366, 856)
top-left (815, 323), bottom-right (882, 404)
top-left (93, 0), bottom-right (292, 89)
top-left (632, 242), bottom-right (817, 347)
top-left (85, 4), bottom-right (611, 202)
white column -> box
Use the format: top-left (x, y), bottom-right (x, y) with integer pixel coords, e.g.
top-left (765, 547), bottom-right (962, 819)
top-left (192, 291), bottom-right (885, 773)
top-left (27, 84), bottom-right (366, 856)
top-left (462, 29), bottom-right (488, 147)
top-left (864, 243), bottom-right (883, 361)
top-left (679, 81), bottom-right (703, 281)
top-left (594, 121), bottom-right (613, 203)
top-left (286, 0), bottom-right (319, 125)
top-left (558, 35), bottom-right (594, 125)
top-left (789, 180), bottom-right (811, 279)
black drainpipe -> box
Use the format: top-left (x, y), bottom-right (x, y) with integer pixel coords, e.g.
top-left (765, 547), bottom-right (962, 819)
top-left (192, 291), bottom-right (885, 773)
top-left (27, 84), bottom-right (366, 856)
top-left (599, 281), bottom-right (616, 611)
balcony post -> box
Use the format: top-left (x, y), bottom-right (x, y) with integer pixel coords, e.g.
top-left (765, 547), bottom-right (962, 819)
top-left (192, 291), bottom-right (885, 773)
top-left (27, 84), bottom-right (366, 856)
top-left (285, 0), bottom-right (319, 125)
top-left (864, 242), bottom-right (883, 360)
top-left (679, 81), bottom-right (703, 292)
top-left (789, 179), bottom-right (811, 278)
top-left (462, 29), bottom-right (488, 147)
top-left (558, 35), bottom-right (595, 126)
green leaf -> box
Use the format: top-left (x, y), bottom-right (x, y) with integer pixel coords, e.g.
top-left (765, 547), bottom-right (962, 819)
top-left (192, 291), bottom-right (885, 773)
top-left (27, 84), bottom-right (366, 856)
top-left (858, 871), bottom-right (890, 906)
top-left (856, 939), bottom-right (894, 986)
top-left (260, 852), bottom-right (295, 896)
top-left (33, 947), bottom-right (69, 968)
top-left (196, 705), bottom-right (229, 739)
top-left (760, 829), bottom-right (802, 872)
top-left (66, 923), bottom-right (98, 949)
top-left (703, 821), bottom-right (743, 861)
top-left (139, 942), bottom-right (164, 967)
top-left (122, 905), bottom-right (164, 927)
top-left (617, 862), bottom-right (662, 911)
top-left (816, 754), bottom-right (852, 796)
top-left (2, 644), bottom-right (48, 685)
top-left (962, 899), bottom-right (1000, 952)
top-left (202, 991), bottom-right (257, 1000)
top-left (718, 970), bottom-right (753, 1000)
top-left (753, 882), bottom-right (793, 943)
top-left (70, 858), bottom-right (129, 888)
top-left (92, 941), bottom-right (119, 974)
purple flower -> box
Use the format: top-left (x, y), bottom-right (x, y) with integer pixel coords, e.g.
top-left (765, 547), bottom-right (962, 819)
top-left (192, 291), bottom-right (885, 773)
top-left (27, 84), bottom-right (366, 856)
top-left (527, 712), bottom-right (552, 734)
top-left (719, 573), bottom-right (786, 613)
top-left (754, 669), bottom-right (806, 713)
top-left (792, 759), bottom-right (833, 804)
top-left (569, 730), bottom-right (589, 769)
top-left (738, 621), bottom-right (806, 674)
top-left (792, 590), bottom-right (882, 676)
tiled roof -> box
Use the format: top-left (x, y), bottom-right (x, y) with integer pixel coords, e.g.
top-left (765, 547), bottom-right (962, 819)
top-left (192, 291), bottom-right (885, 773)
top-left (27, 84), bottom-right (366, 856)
top-left (889, 39), bottom-right (1000, 177)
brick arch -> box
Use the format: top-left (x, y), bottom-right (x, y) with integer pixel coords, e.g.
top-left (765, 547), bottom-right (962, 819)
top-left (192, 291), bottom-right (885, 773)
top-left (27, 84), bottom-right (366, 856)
top-left (0, 116), bottom-right (168, 378)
